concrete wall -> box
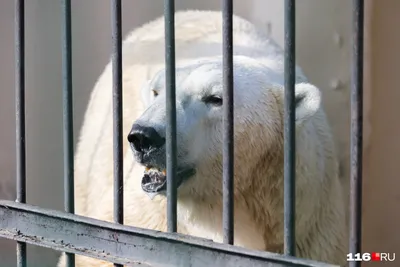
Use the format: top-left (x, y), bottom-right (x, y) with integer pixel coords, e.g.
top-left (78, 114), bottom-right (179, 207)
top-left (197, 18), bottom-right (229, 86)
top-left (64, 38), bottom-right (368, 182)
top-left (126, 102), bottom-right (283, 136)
top-left (362, 1), bottom-right (400, 266)
top-left (0, 0), bottom-right (397, 266)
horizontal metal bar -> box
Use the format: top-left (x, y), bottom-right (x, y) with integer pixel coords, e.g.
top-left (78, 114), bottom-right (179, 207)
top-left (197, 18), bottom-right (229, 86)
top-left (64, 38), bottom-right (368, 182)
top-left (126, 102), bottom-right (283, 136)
top-left (0, 201), bottom-right (337, 267)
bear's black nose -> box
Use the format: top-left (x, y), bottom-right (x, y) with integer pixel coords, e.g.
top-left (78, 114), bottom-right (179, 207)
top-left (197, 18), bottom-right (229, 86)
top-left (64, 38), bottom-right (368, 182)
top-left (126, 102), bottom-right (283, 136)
top-left (128, 124), bottom-right (165, 153)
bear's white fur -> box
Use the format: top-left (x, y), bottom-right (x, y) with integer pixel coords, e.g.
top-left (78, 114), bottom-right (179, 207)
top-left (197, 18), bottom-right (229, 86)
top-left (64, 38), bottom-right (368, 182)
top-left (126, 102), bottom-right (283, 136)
top-left (58, 10), bottom-right (347, 267)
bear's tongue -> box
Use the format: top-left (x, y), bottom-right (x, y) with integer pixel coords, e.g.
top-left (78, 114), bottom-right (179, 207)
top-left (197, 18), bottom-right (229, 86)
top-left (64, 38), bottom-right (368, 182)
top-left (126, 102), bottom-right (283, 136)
top-left (141, 168), bottom-right (167, 199)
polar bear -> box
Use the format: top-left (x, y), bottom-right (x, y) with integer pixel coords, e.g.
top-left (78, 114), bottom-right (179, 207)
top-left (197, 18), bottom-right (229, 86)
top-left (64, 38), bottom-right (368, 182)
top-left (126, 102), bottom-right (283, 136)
top-left (58, 10), bottom-right (347, 267)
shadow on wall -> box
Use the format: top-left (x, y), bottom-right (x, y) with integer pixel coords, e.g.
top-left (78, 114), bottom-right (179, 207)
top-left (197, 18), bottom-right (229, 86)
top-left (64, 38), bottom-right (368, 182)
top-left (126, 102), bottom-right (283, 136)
top-left (0, 1), bottom-right (249, 266)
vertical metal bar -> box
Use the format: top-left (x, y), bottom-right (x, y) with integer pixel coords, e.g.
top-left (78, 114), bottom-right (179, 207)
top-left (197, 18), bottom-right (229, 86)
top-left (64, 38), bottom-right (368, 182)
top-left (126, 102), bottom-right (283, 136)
top-left (61, 0), bottom-right (75, 266)
top-left (15, 0), bottom-right (27, 266)
top-left (111, 1), bottom-right (124, 266)
top-left (222, 0), bottom-right (234, 245)
top-left (283, 0), bottom-right (296, 257)
top-left (164, 0), bottom-right (178, 233)
top-left (349, 1), bottom-right (364, 267)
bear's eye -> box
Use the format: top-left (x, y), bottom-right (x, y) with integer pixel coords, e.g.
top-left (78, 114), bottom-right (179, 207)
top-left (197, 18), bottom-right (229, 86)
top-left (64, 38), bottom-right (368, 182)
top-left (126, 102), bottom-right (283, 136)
top-left (202, 95), bottom-right (223, 106)
top-left (152, 89), bottom-right (159, 97)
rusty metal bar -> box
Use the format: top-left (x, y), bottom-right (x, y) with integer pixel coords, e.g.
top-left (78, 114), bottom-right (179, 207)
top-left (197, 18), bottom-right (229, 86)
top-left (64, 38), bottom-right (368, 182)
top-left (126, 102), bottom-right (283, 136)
top-left (222, 0), bottom-right (235, 245)
top-left (349, 1), bottom-right (364, 267)
top-left (0, 201), bottom-right (338, 267)
top-left (61, 0), bottom-right (75, 265)
top-left (283, 0), bottom-right (296, 257)
top-left (111, 1), bottom-right (124, 266)
top-left (14, 0), bottom-right (27, 266)
top-left (164, 0), bottom-right (178, 233)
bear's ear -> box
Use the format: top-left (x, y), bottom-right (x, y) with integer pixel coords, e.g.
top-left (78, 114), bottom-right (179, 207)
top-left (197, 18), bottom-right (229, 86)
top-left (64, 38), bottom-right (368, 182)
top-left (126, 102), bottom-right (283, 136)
top-left (294, 83), bottom-right (321, 125)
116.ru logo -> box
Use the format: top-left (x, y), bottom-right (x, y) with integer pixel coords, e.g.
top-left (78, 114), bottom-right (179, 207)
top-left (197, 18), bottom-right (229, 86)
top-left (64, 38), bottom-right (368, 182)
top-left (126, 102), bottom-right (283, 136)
top-left (347, 252), bottom-right (395, 262)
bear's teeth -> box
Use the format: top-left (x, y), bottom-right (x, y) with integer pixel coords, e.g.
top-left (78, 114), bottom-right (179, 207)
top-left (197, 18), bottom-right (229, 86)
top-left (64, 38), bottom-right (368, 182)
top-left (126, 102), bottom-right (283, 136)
top-left (144, 167), bottom-right (165, 175)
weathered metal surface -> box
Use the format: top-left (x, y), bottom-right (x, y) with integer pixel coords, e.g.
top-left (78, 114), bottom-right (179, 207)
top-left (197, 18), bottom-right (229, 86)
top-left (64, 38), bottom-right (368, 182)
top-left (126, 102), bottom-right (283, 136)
top-left (222, 0), bottom-right (235, 246)
top-left (349, 1), bottom-right (364, 267)
top-left (283, 0), bottom-right (296, 257)
top-left (111, 0), bottom-right (124, 229)
top-left (0, 201), bottom-right (337, 267)
top-left (61, 0), bottom-right (75, 265)
top-left (14, 0), bottom-right (27, 266)
top-left (163, 0), bottom-right (178, 234)
top-left (111, 1), bottom-right (124, 266)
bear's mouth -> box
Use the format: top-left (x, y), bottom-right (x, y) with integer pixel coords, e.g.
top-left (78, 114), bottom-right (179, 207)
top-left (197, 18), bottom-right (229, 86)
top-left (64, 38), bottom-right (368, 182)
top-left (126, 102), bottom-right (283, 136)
top-left (141, 166), bottom-right (196, 199)
top-left (141, 167), bottom-right (167, 193)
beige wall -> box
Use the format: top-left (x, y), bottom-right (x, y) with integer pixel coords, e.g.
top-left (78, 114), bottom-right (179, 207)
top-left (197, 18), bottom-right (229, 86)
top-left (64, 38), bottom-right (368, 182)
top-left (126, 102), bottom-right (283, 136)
top-left (0, 0), bottom-right (398, 266)
top-left (362, 1), bottom-right (400, 266)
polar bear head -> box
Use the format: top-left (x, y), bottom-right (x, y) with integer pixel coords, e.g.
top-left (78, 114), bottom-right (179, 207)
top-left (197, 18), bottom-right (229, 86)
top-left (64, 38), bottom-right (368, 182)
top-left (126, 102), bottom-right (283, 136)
top-left (127, 55), bottom-right (321, 199)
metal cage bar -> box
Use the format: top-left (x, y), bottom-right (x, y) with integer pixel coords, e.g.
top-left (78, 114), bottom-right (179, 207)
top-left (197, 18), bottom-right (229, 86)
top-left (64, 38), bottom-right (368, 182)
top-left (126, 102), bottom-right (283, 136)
top-left (15, 0), bottom-right (27, 266)
top-left (349, 0), bottom-right (364, 267)
top-left (111, 0), bottom-right (124, 227)
top-left (283, 0), bottom-right (296, 256)
top-left (61, 0), bottom-right (75, 266)
top-left (222, 0), bottom-right (235, 245)
top-left (164, 0), bottom-right (178, 233)
top-left (111, 1), bottom-right (124, 267)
